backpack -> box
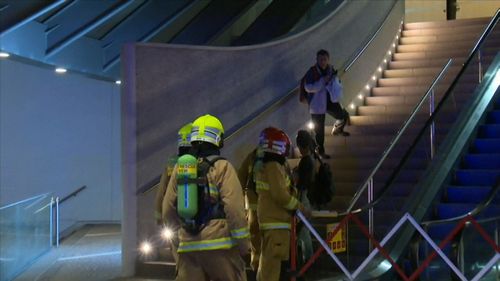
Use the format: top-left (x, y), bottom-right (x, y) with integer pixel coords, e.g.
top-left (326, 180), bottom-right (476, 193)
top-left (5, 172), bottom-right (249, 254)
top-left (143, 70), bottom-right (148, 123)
top-left (299, 66), bottom-right (320, 104)
top-left (307, 153), bottom-right (335, 208)
top-left (177, 155), bottom-right (225, 234)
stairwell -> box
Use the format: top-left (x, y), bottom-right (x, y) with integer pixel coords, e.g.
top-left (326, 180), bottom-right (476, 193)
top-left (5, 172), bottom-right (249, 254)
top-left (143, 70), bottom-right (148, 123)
top-left (134, 17), bottom-right (498, 281)
top-left (306, 17), bottom-right (499, 278)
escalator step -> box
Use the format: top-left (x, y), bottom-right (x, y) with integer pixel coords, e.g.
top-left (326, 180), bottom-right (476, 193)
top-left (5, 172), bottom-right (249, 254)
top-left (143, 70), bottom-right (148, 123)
top-left (478, 124), bottom-right (500, 138)
top-left (486, 110), bottom-right (500, 124)
top-left (446, 186), bottom-right (493, 204)
top-left (437, 203), bottom-right (500, 219)
top-left (454, 169), bottom-right (500, 186)
top-left (472, 139), bottom-right (500, 153)
top-left (463, 154), bottom-right (500, 169)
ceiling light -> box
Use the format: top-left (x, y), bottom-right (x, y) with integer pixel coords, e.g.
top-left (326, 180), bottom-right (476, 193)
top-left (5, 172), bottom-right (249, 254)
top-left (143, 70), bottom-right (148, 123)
top-left (115, 80), bottom-right (122, 85)
top-left (55, 67), bottom-right (67, 74)
top-left (0, 52), bottom-right (10, 58)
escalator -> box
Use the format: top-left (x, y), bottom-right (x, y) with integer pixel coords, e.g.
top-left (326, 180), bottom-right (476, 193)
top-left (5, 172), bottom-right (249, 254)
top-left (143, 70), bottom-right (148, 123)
top-left (169, 0), bottom-right (255, 45)
top-left (417, 88), bottom-right (500, 280)
top-left (232, 0), bottom-right (317, 46)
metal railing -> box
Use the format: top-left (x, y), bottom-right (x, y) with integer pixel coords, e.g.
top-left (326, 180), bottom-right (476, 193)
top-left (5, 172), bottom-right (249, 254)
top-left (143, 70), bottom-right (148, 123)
top-left (50, 185), bottom-right (87, 247)
top-left (342, 8), bottom-right (500, 218)
top-left (137, 0), bottom-right (402, 195)
top-left (292, 10), bottom-right (500, 279)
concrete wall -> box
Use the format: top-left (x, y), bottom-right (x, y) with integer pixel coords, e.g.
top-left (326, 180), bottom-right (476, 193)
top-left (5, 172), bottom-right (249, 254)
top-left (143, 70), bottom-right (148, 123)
top-left (404, 0), bottom-right (499, 23)
top-left (121, 0), bottom-right (403, 275)
top-left (0, 58), bottom-right (122, 231)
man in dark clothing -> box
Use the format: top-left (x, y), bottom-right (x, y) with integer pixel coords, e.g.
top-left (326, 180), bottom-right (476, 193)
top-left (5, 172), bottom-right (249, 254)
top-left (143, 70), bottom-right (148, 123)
top-left (304, 49), bottom-right (350, 158)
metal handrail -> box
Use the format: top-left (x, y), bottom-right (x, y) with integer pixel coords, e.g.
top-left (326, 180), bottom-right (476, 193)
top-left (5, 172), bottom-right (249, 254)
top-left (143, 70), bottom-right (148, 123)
top-left (137, 0), bottom-right (401, 195)
top-left (344, 59), bottom-right (453, 214)
top-left (343, 9), bottom-right (500, 216)
top-left (422, 176), bottom-right (500, 226)
top-left (59, 185), bottom-right (87, 205)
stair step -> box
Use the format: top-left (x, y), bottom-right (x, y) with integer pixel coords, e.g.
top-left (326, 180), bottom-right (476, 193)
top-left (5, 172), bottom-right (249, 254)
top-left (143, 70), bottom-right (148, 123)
top-left (334, 182), bottom-right (415, 197)
top-left (472, 139), bottom-right (500, 153)
top-left (393, 47), bottom-right (497, 61)
top-left (399, 33), bottom-right (479, 45)
top-left (463, 154), bottom-right (500, 169)
top-left (478, 124), bottom-right (500, 138)
top-left (383, 65), bottom-right (463, 78)
top-left (325, 133), bottom-right (434, 148)
top-left (349, 112), bottom-right (458, 126)
top-left (397, 42), bottom-right (473, 53)
top-left (371, 83), bottom-right (476, 96)
top-left (454, 169), bottom-right (500, 186)
top-left (326, 123), bottom-right (451, 136)
top-left (332, 168), bottom-right (423, 183)
top-left (402, 25), bottom-right (485, 37)
top-left (377, 74), bottom-right (476, 87)
top-left (365, 95), bottom-right (469, 106)
top-left (403, 18), bottom-right (489, 30)
top-left (446, 185), bottom-right (494, 204)
top-left (388, 55), bottom-right (495, 70)
top-left (437, 203), bottom-right (500, 219)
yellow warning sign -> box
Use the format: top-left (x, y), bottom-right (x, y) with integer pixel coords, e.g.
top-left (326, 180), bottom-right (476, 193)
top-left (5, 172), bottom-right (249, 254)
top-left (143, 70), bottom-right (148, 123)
top-left (326, 223), bottom-right (347, 253)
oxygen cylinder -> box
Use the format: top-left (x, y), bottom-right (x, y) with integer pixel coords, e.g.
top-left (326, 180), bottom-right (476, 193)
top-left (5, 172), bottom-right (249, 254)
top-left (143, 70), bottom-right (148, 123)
top-left (177, 154), bottom-right (198, 220)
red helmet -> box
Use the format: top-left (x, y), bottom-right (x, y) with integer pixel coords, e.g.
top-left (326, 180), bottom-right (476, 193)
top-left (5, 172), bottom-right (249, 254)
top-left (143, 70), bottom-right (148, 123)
top-left (259, 127), bottom-right (291, 156)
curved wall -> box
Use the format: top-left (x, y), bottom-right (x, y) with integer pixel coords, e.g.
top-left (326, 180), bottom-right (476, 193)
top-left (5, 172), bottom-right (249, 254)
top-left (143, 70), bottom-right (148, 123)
top-left (121, 0), bottom-right (403, 275)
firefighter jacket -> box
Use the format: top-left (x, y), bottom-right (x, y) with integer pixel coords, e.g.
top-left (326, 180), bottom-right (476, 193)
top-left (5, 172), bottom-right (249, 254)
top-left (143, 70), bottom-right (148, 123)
top-left (255, 161), bottom-right (302, 230)
top-left (237, 149), bottom-right (258, 211)
top-left (163, 159), bottom-right (251, 253)
top-left (155, 156), bottom-right (177, 222)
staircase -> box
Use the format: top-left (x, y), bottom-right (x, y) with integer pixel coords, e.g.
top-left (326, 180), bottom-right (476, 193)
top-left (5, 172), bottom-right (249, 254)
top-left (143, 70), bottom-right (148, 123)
top-left (305, 17), bottom-right (498, 278)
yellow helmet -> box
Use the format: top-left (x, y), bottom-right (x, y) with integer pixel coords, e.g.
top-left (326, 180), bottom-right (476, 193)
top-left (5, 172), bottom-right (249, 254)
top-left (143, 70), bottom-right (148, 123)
top-left (177, 123), bottom-right (193, 147)
top-left (190, 114), bottom-right (224, 147)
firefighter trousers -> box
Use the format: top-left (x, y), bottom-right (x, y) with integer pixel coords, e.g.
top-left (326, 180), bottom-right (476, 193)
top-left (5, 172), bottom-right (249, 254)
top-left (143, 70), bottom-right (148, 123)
top-left (248, 209), bottom-right (261, 271)
top-left (257, 229), bottom-right (290, 281)
top-left (176, 247), bottom-right (247, 281)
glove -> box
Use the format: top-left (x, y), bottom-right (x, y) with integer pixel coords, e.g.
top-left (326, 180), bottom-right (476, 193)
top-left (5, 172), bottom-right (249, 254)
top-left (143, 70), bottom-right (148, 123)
top-left (298, 203), bottom-right (312, 219)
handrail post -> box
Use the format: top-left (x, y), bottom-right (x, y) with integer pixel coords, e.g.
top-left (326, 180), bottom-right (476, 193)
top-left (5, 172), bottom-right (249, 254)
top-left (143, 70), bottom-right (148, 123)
top-left (56, 197), bottom-right (60, 247)
top-left (49, 197), bottom-right (54, 246)
top-left (290, 216), bottom-right (297, 281)
top-left (430, 88), bottom-right (436, 159)
top-left (478, 50), bottom-right (483, 83)
top-left (368, 177), bottom-right (374, 251)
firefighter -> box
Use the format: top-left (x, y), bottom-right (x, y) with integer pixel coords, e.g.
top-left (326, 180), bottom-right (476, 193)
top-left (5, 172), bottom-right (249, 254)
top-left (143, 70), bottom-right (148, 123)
top-left (237, 148), bottom-right (262, 271)
top-left (254, 127), bottom-right (311, 281)
top-left (154, 123), bottom-right (193, 263)
top-left (163, 114), bottom-right (250, 281)
top-left (155, 123), bottom-right (193, 225)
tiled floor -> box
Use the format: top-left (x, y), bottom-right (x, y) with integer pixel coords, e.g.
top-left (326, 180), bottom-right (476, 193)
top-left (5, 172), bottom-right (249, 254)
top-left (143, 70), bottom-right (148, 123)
top-left (15, 224), bottom-right (123, 281)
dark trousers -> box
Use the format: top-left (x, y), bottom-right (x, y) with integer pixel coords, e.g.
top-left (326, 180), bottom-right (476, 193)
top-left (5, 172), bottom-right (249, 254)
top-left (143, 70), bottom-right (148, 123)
top-left (311, 100), bottom-right (347, 154)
